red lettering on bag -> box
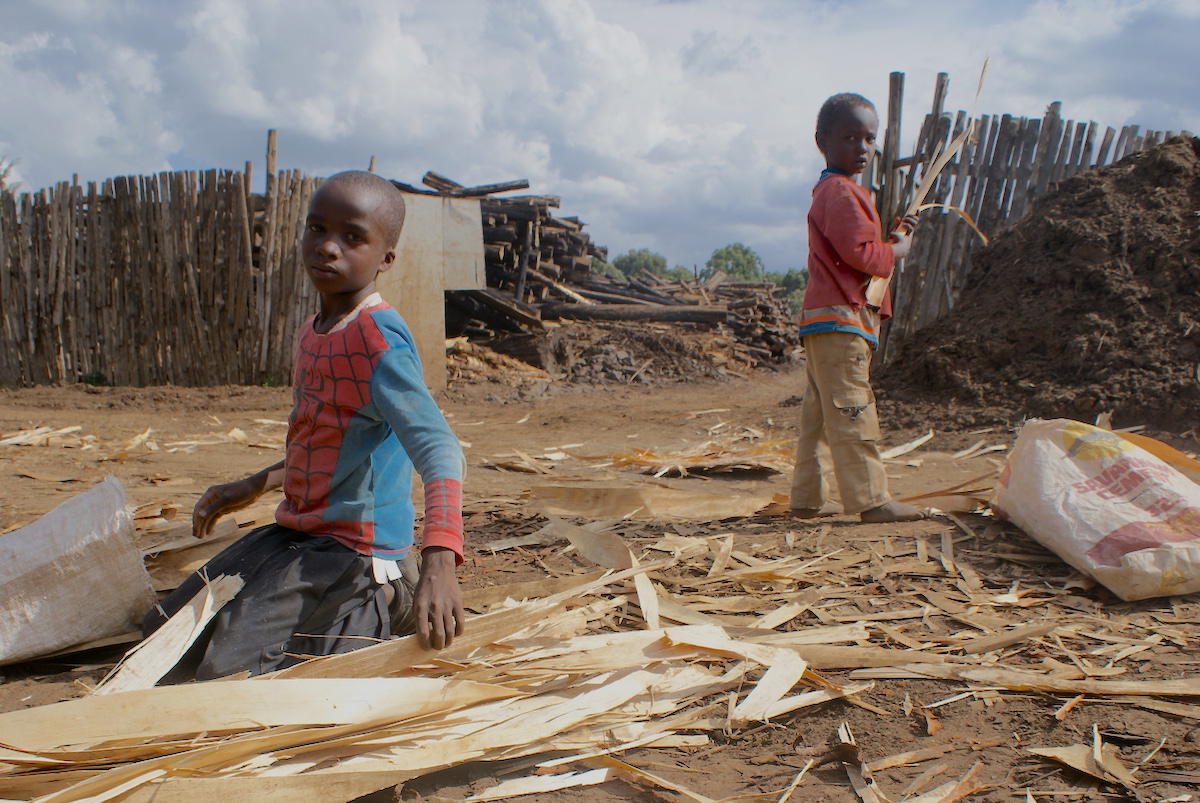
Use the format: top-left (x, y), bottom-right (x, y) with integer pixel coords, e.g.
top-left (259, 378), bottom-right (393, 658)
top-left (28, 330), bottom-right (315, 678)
top-left (1085, 506), bottom-right (1200, 566)
top-left (1073, 456), bottom-right (1183, 500)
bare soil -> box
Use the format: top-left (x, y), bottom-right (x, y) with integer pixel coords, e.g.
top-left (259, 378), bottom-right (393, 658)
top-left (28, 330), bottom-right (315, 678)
top-left (2, 366), bottom-right (1199, 803)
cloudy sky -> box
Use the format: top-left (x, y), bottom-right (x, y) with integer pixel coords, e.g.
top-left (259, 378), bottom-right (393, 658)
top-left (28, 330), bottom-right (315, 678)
top-left (2, 0), bottom-right (1198, 274)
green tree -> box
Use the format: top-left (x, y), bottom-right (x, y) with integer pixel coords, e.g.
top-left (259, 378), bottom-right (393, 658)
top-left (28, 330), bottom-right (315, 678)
top-left (612, 248), bottom-right (668, 279)
top-left (778, 268), bottom-right (808, 296)
top-left (664, 265), bottom-right (694, 283)
top-left (0, 156), bottom-right (20, 194)
top-left (777, 268), bottom-right (808, 314)
top-left (704, 243), bottom-right (765, 282)
top-left (590, 256), bottom-right (622, 279)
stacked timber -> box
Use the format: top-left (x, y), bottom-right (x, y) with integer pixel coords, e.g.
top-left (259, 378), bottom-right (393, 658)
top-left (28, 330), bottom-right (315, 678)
top-left (543, 271), bottom-right (799, 366)
top-left (402, 170), bottom-right (607, 306)
top-left (408, 171), bottom-right (798, 376)
top-left (474, 267), bottom-right (800, 377)
top-left (480, 195), bottom-right (606, 297)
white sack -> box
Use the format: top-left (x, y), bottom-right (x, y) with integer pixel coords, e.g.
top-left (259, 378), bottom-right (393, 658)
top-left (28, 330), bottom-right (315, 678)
top-left (992, 419), bottom-right (1200, 601)
top-left (0, 476), bottom-right (156, 664)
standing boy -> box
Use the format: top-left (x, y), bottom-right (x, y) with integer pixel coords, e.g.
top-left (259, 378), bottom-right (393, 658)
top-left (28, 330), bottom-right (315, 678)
top-left (790, 93), bottom-right (925, 523)
top-left (145, 171), bottom-right (466, 680)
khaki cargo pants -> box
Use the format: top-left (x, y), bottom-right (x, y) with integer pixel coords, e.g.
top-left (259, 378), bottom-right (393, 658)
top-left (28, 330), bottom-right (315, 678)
top-left (790, 331), bottom-right (890, 514)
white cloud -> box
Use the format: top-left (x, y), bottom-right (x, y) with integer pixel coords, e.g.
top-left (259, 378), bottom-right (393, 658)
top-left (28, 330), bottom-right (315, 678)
top-left (681, 30), bottom-right (760, 76)
top-left (0, 0), bottom-right (1196, 273)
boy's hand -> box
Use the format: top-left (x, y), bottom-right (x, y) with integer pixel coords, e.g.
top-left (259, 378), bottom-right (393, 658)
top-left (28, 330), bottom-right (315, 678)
top-left (193, 477), bottom-right (263, 539)
top-left (192, 464), bottom-right (281, 539)
top-left (889, 213), bottom-right (921, 260)
top-left (414, 546), bottom-right (465, 650)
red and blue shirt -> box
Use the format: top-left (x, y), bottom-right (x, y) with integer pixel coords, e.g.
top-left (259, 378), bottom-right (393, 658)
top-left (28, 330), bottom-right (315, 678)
top-left (275, 294), bottom-right (465, 561)
top-left (798, 171), bottom-right (896, 346)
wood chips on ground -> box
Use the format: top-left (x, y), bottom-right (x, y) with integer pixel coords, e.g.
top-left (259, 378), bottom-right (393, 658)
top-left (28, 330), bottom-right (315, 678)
top-left (3, 493), bottom-right (1198, 803)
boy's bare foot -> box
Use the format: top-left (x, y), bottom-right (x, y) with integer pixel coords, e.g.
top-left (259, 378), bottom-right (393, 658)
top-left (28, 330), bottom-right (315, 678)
top-left (791, 502), bottom-right (844, 519)
top-left (859, 501), bottom-right (927, 523)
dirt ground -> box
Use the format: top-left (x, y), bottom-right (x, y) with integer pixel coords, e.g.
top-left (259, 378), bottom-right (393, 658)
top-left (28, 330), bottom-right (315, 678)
top-left (2, 364), bottom-right (1199, 803)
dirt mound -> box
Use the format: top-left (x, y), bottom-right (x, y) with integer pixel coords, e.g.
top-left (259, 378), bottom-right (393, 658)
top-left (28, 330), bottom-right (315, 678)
top-left (879, 136), bottom-right (1200, 431)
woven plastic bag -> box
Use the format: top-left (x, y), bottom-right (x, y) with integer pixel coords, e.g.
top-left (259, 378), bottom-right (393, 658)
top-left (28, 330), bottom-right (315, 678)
top-left (992, 419), bottom-right (1200, 601)
top-left (0, 476), bottom-right (156, 665)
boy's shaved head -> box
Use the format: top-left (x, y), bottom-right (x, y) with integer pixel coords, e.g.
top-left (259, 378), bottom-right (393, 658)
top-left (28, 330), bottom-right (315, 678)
top-left (319, 171), bottom-right (407, 245)
top-left (816, 93), bottom-right (877, 137)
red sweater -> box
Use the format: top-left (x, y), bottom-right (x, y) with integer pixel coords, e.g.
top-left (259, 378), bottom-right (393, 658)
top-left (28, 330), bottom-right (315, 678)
top-left (803, 173), bottom-right (895, 318)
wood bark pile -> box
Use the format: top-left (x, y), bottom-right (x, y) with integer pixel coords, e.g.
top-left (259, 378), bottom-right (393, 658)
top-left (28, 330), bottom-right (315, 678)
top-left (6, 457), bottom-right (1200, 802)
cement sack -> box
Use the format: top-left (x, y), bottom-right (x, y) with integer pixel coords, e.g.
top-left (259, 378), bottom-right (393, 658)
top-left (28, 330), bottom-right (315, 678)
top-left (992, 418), bottom-right (1200, 601)
top-left (0, 476), bottom-right (156, 665)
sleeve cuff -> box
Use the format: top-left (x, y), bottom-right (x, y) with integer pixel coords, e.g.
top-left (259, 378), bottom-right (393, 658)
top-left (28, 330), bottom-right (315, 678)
top-left (421, 478), bottom-right (464, 565)
top-left (421, 529), bottom-right (464, 564)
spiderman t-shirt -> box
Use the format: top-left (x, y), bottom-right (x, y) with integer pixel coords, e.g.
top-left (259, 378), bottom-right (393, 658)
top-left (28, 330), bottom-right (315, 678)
top-left (275, 293), bottom-right (464, 561)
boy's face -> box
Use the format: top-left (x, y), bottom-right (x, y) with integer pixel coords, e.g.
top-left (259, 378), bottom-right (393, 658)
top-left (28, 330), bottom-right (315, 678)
top-left (302, 181), bottom-right (396, 300)
top-left (817, 106), bottom-right (878, 176)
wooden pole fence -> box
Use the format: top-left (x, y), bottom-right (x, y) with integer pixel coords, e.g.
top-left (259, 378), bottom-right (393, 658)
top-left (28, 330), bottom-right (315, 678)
top-left (0, 161), bottom-right (315, 387)
top-left (873, 73), bottom-right (1192, 363)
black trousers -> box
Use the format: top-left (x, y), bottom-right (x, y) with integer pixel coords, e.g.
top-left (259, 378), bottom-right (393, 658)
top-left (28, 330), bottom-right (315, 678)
top-left (144, 524), bottom-right (416, 682)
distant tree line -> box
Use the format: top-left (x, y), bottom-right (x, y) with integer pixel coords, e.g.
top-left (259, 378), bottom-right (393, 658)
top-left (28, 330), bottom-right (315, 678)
top-left (594, 242), bottom-right (808, 314)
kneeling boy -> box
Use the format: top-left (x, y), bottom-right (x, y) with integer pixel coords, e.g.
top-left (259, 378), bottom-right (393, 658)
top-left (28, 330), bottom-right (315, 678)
top-left (145, 171), bottom-right (466, 680)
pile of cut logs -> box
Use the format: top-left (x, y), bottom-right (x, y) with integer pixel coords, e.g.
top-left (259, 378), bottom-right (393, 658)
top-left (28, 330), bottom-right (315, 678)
top-left (542, 271), bottom-right (800, 366)
top-left (401, 172), bottom-right (799, 370)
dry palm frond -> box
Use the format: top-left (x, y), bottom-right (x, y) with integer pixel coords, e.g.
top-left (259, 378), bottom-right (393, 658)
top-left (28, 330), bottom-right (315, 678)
top-left (912, 202), bottom-right (989, 245)
top-left (866, 59), bottom-right (989, 308)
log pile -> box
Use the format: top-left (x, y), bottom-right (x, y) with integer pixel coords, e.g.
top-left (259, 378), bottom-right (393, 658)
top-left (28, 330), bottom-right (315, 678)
top-left (404, 171), bottom-right (799, 379)
top-left (480, 196), bottom-right (607, 294)
top-left (538, 271), bottom-right (801, 370)
top-left (401, 171), bottom-right (607, 305)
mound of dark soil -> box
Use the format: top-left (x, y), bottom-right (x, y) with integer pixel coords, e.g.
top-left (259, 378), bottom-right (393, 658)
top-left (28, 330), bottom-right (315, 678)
top-left (879, 136), bottom-right (1200, 431)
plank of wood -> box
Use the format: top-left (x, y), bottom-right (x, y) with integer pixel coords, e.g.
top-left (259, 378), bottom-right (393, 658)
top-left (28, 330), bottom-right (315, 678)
top-left (1095, 125), bottom-right (1116, 166)
top-left (1120, 124), bottom-right (1141, 160)
top-left (1006, 116), bottom-right (1040, 221)
top-left (456, 179), bottom-right (531, 197)
top-left (512, 221), bottom-right (534, 303)
top-left (542, 302), bottom-right (728, 325)
top-left (1031, 102), bottom-right (1062, 197)
top-left (1063, 119), bottom-right (1088, 178)
top-left (463, 287), bottom-right (544, 328)
top-left (1112, 124), bottom-right (1131, 162)
top-left (422, 170), bottom-right (465, 192)
top-left (1077, 120), bottom-right (1098, 173)
top-left (1050, 120), bottom-right (1076, 185)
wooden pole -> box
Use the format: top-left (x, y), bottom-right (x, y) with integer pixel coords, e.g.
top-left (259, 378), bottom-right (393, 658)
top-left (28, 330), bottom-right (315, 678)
top-left (1095, 126), bottom-right (1116, 167)
top-left (1032, 102), bottom-right (1062, 196)
top-left (266, 129), bottom-right (277, 191)
top-left (512, 221), bottom-right (533, 303)
top-left (542, 302), bottom-right (728, 324)
top-left (878, 71), bottom-right (905, 236)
